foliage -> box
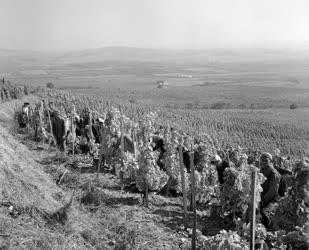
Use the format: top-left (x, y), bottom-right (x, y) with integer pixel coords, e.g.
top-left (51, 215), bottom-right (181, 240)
top-left (46, 82), bottom-right (55, 89)
top-left (270, 160), bottom-right (309, 231)
top-left (219, 163), bottom-right (265, 224)
top-left (37, 87), bottom-right (309, 157)
top-left (289, 103), bottom-right (298, 109)
top-left (136, 112), bottom-right (168, 191)
top-left (0, 81), bottom-right (30, 103)
top-left (280, 228), bottom-right (309, 250)
top-left (195, 230), bottom-right (249, 250)
top-left (210, 102), bottom-right (231, 109)
top-left (121, 152), bottom-right (139, 185)
top-left (114, 224), bottom-right (137, 250)
top-left (195, 165), bottom-right (219, 204)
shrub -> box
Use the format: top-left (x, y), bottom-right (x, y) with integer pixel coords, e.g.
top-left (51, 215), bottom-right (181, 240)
top-left (185, 102), bottom-right (194, 109)
top-left (237, 103), bottom-right (247, 109)
top-left (210, 102), bottom-right (231, 110)
top-left (46, 82), bottom-right (55, 89)
top-left (290, 103), bottom-right (298, 110)
top-left (129, 98), bottom-right (137, 104)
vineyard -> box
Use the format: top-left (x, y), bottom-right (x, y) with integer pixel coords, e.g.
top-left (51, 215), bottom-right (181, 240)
top-left (0, 82), bottom-right (305, 250)
top-left (65, 87), bottom-right (309, 158)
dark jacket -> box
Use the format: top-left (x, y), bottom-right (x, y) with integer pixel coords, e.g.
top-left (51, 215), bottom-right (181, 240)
top-left (261, 165), bottom-right (281, 206)
top-left (52, 116), bottom-right (66, 146)
top-left (274, 165), bottom-right (292, 197)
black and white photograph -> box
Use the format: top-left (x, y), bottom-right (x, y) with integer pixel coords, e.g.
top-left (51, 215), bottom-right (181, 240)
top-left (0, 0), bottom-right (309, 249)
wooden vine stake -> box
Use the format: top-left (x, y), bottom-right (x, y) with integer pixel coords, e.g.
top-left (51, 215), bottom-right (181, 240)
top-left (144, 182), bottom-right (149, 208)
top-left (47, 108), bottom-right (53, 145)
top-left (88, 109), bottom-right (94, 142)
top-left (250, 167), bottom-right (257, 250)
top-left (132, 125), bottom-right (137, 159)
top-left (96, 126), bottom-right (104, 183)
top-left (190, 150), bottom-right (196, 250)
top-left (144, 131), bottom-right (149, 208)
top-left (120, 116), bottom-right (124, 168)
top-left (70, 109), bottom-right (75, 157)
top-left (119, 115), bottom-right (125, 189)
top-left (179, 146), bottom-right (188, 228)
top-left (41, 103), bottom-right (46, 147)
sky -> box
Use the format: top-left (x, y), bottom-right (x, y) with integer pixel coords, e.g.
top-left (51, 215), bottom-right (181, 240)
top-left (0, 0), bottom-right (308, 51)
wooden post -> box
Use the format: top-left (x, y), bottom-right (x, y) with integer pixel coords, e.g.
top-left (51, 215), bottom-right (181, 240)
top-left (58, 169), bottom-right (68, 185)
top-left (144, 182), bottom-right (149, 208)
top-left (119, 116), bottom-right (125, 189)
top-left (41, 104), bottom-right (46, 147)
top-left (96, 155), bottom-right (101, 182)
top-left (71, 110), bottom-right (75, 157)
top-left (131, 126), bottom-right (136, 158)
top-left (250, 168), bottom-right (257, 250)
top-left (144, 128), bottom-right (149, 208)
top-left (47, 109), bottom-right (52, 136)
top-left (88, 110), bottom-right (94, 142)
top-left (97, 126), bottom-right (104, 182)
top-left (179, 146), bottom-right (188, 228)
top-left (190, 151), bottom-right (196, 250)
top-left (120, 116), bottom-right (124, 168)
top-left (133, 127), bottom-right (138, 160)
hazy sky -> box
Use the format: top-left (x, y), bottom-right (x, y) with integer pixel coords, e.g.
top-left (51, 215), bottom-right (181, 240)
top-left (0, 0), bottom-right (308, 51)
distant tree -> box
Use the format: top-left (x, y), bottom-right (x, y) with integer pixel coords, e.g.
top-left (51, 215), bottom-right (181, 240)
top-left (237, 103), bottom-right (247, 109)
top-left (129, 98), bottom-right (137, 104)
top-left (193, 100), bottom-right (200, 109)
top-left (210, 102), bottom-right (230, 109)
top-left (290, 103), bottom-right (298, 110)
top-left (46, 82), bottom-right (55, 89)
top-left (185, 102), bottom-right (193, 109)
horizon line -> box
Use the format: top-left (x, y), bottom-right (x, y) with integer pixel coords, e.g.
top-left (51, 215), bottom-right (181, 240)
top-left (1, 44), bottom-right (309, 54)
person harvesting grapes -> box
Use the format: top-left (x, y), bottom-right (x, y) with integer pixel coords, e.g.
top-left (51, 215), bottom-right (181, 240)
top-left (259, 152), bottom-right (281, 228)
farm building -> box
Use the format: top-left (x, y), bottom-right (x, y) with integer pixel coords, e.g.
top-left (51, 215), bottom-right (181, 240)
top-left (157, 80), bottom-right (167, 88)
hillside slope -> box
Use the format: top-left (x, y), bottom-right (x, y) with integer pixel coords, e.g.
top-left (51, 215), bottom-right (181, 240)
top-left (0, 97), bottom-right (77, 249)
top-left (0, 97), bottom-right (61, 211)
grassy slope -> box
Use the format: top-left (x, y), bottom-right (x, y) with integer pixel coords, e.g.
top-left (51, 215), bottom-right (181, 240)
top-left (0, 97), bottom-right (87, 249)
top-left (1, 97), bottom-right (209, 250)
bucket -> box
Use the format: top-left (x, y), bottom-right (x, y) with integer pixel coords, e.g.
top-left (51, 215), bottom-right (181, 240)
top-left (80, 144), bottom-right (89, 154)
top-left (93, 158), bottom-right (100, 168)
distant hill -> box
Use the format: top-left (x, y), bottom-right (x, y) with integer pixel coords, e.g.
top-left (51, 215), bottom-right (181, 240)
top-left (1, 46), bottom-right (309, 70)
top-left (52, 46), bottom-right (309, 64)
top-left (54, 46), bottom-right (211, 64)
